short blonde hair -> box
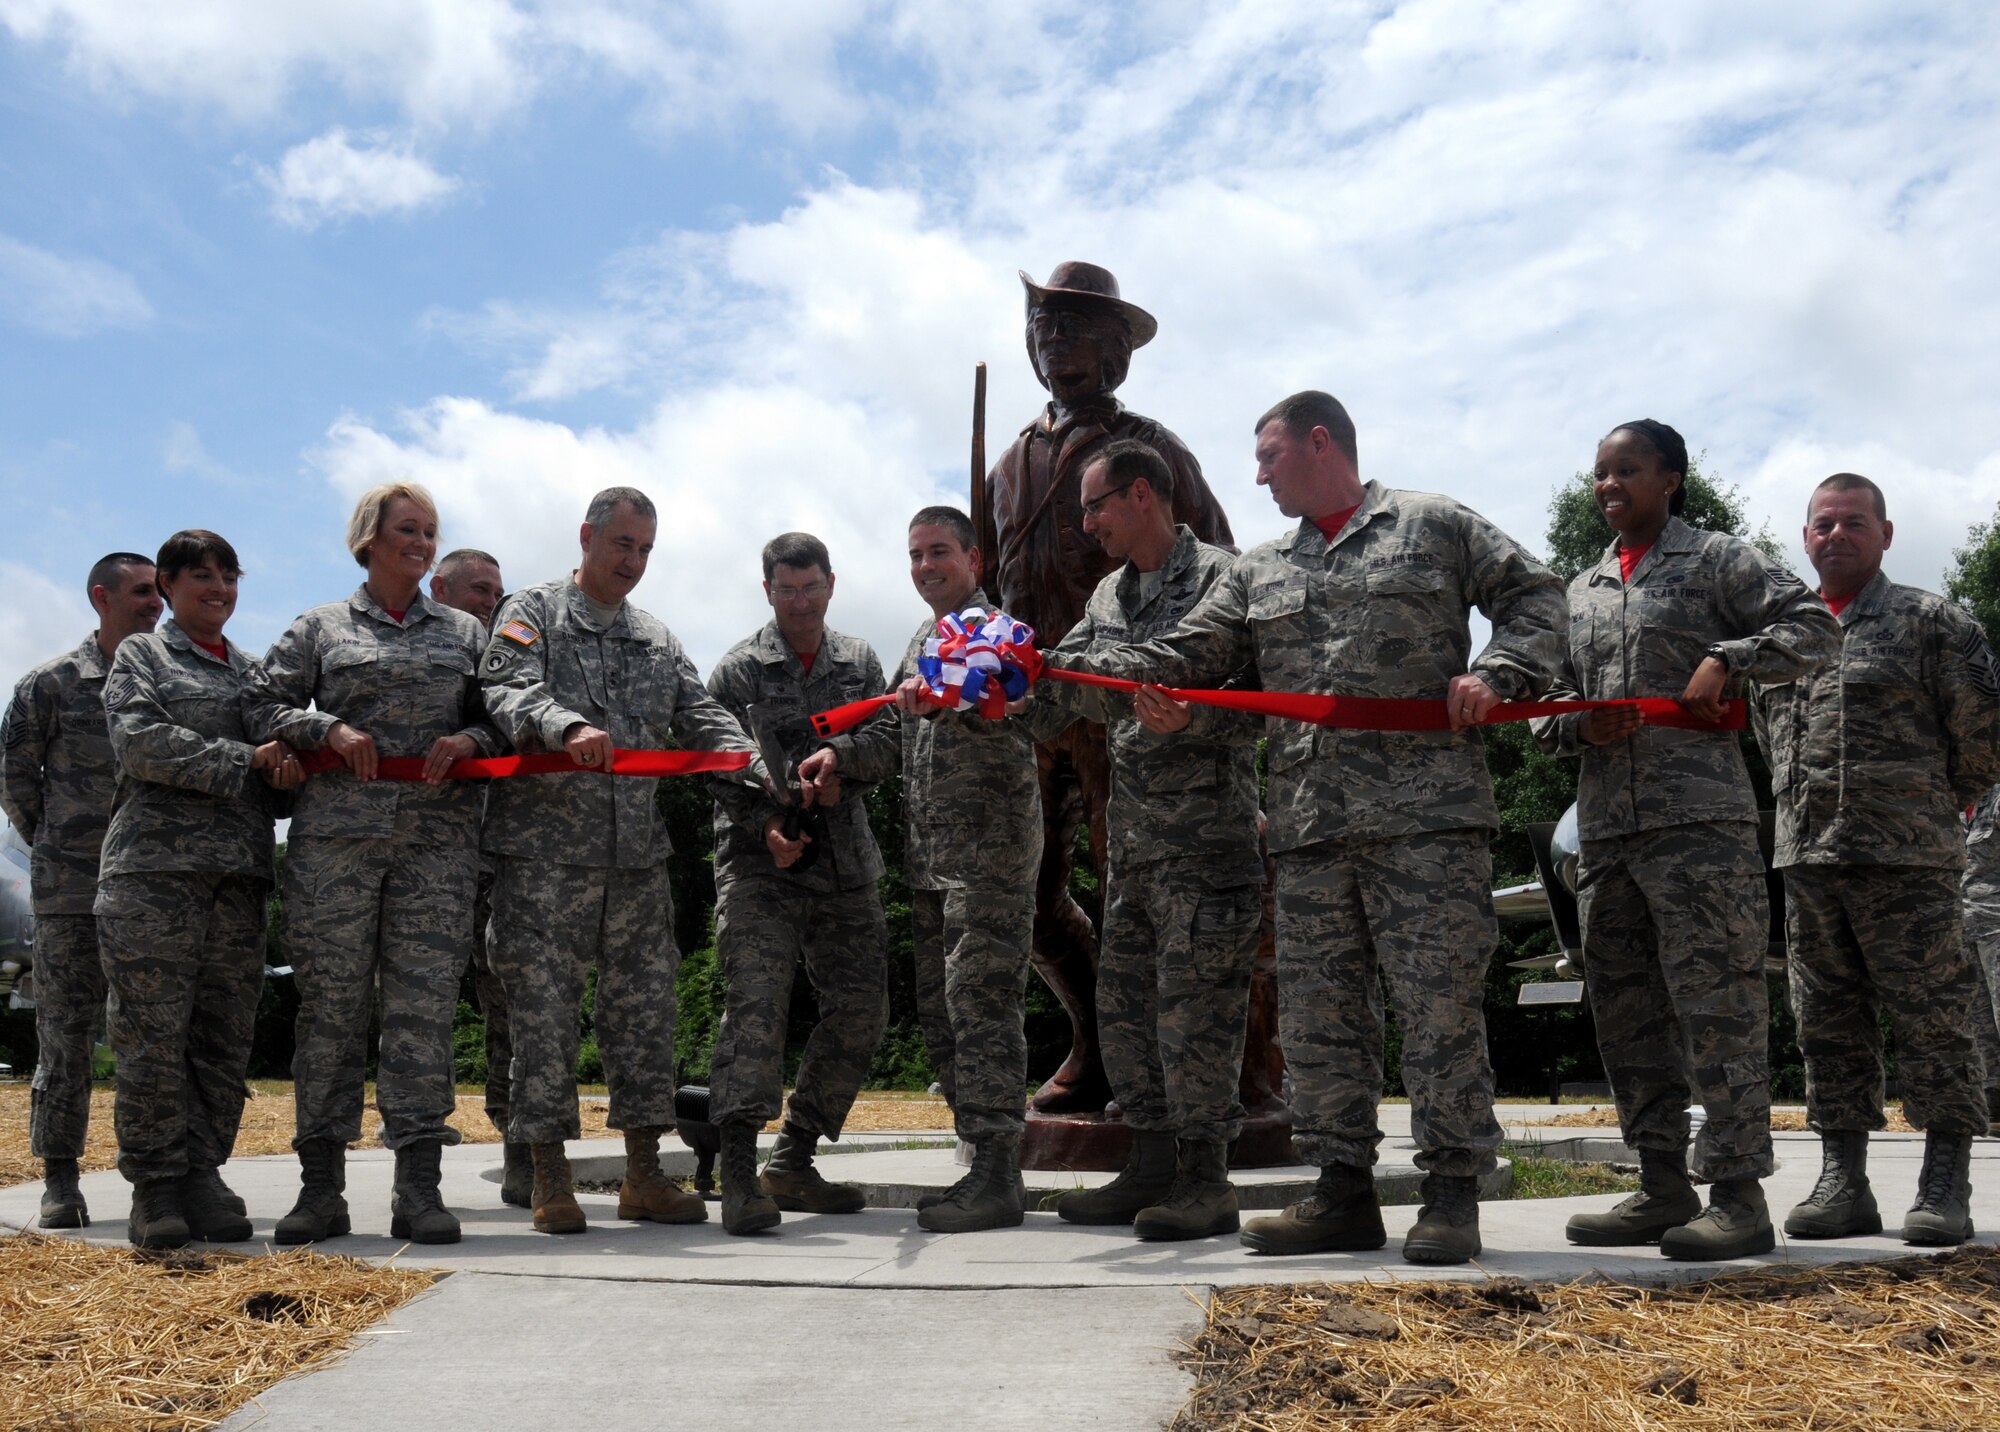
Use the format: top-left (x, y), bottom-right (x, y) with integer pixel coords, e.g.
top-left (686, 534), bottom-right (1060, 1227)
top-left (347, 483), bottom-right (441, 568)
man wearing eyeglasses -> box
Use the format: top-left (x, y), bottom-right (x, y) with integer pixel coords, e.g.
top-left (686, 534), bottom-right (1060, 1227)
top-left (701, 532), bottom-right (892, 1234)
top-left (1018, 439), bottom-right (1264, 1242)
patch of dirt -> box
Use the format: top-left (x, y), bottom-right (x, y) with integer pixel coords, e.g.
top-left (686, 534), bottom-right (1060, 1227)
top-left (1523, 1105), bottom-right (1919, 1133)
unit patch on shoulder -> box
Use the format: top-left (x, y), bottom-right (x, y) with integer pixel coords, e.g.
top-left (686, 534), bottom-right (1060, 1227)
top-left (498, 620), bottom-right (540, 648)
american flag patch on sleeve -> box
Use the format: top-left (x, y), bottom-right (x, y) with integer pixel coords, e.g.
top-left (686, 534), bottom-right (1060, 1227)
top-left (498, 620), bottom-right (540, 647)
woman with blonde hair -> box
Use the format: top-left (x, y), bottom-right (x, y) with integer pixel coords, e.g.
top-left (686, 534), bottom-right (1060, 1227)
top-left (248, 483), bottom-right (500, 1244)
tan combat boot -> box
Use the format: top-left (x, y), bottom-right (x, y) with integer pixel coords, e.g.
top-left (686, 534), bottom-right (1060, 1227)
top-left (760, 1123), bottom-right (865, 1214)
top-left (720, 1123), bottom-right (780, 1235)
top-left (1784, 1131), bottom-right (1880, 1238)
top-left (1566, 1148), bottom-right (1701, 1246)
top-left (1403, 1172), bottom-right (1481, 1264)
top-left (1903, 1131), bottom-right (1975, 1246)
top-left (39, 1158), bottom-right (87, 1230)
top-left (918, 1134), bottom-right (1024, 1233)
top-left (530, 1142), bottom-right (587, 1235)
top-left (1659, 1177), bottom-right (1773, 1260)
top-left (619, 1127), bottom-right (707, 1224)
top-left (1240, 1164), bottom-right (1385, 1255)
top-left (1056, 1129), bottom-right (1176, 1226)
top-left (1132, 1138), bottom-right (1238, 1241)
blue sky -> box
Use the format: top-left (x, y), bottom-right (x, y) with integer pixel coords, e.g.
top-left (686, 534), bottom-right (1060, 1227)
top-left (2, 1), bottom-right (1997, 691)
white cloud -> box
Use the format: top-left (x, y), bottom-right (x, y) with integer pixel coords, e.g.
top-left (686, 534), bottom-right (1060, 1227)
top-left (0, 233), bottom-right (153, 337)
top-left (259, 129), bottom-right (462, 229)
top-left (0, 0), bottom-right (535, 128)
top-left (161, 420), bottom-right (251, 489)
top-left (0, 561), bottom-right (94, 701)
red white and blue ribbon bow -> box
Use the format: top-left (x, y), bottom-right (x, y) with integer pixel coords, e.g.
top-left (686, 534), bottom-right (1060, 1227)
top-left (916, 606), bottom-right (1039, 720)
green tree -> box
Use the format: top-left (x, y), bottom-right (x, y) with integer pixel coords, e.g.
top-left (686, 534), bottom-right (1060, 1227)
top-left (1545, 456), bottom-right (1779, 581)
top-left (1945, 501), bottom-right (2000, 647)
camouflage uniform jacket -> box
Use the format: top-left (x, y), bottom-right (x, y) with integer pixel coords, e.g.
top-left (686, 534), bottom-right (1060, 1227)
top-left (706, 621), bottom-right (888, 893)
top-left (1044, 483), bottom-right (1567, 853)
top-left (1534, 519), bottom-right (1839, 841)
top-left (245, 587), bottom-right (501, 847)
top-left (1973, 785), bottom-right (1999, 852)
top-left (98, 619), bottom-right (279, 879)
top-left (1022, 527), bottom-right (1264, 884)
top-left (2, 636), bottom-right (118, 913)
top-left (821, 589), bottom-right (1041, 890)
top-left (478, 578), bottom-right (762, 870)
top-left (1754, 569), bottom-right (2000, 870)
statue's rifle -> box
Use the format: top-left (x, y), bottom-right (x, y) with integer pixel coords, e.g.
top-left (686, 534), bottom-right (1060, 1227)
top-left (969, 361), bottom-right (990, 582)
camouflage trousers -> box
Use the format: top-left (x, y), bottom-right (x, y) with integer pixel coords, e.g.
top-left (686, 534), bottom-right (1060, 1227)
top-left (1273, 832), bottom-right (1502, 1178)
top-left (707, 874), bottom-right (889, 1135)
top-left (1578, 822), bottom-right (1774, 1181)
top-left (284, 838), bottom-right (475, 1152)
top-left (28, 914), bottom-right (105, 1160)
top-left (95, 872), bottom-right (266, 1183)
top-left (910, 883), bottom-right (1035, 1140)
top-left (1966, 845), bottom-right (2000, 1101)
top-left (1099, 861), bottom-right (1259, 1144)
top-left (464, 869), bottom-right (514, 1135)
top-left (487, 857), bottom-right (679, 1143)
top-left (1785, 863), bottom-right (1984, 1136)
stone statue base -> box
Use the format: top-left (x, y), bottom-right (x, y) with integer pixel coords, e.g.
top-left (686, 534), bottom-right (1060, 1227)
top-left (1017, 1104), bottom-right (1296, 1172)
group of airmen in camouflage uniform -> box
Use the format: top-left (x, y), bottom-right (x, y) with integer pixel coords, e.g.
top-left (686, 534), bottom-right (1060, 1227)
top-left (6, 370), bottom-right (2000, 1264)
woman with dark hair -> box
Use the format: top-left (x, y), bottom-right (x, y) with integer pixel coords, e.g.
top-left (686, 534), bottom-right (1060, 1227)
top-left (97, 530), bottom-right (302, 1248)
top-left (246, 482), bottom-right (499, 1246)
top-left (1532, 421), bottom-right (1840, 1260)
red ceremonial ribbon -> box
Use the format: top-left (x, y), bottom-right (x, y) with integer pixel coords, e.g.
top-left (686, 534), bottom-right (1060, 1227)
top-left (297, 748), bottom-right (753, 780)
top-left (808, 676), bottom-right (1745, 739)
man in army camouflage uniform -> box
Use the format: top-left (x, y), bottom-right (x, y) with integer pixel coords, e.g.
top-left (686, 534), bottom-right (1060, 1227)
top-left (478, 488), bottom-right (766, 1235)
top-left (429, 547), bottom-right (532, 1205)
top-left (1533, 419), bottom-right (1840, 1260)
top-left (1019, 440), bottom-right (1263, 1242)
top-left (2, 552), bottom-right (163, 1228)
top-left (1043, 391), bottom-right (1567, 1264)
top-left (98, 529), bottom-right (299, 1248)
top-left (1966, 787), bottom-right (2000, 1130)
top-left (798, 506), bottom-right (1043, 1233)
top-left (703, 532), bottom-right (891, 1234)
top-left (1756, 473), bottom-right (2000, 1246)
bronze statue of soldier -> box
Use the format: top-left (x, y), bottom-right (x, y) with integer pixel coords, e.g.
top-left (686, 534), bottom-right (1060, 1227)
top-left (974, 262), bottom-right (1236, 1117)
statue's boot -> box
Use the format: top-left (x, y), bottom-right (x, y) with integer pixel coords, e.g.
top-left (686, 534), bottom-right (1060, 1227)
top-left (39, 1157), bottom-right (88, 1230)
top-left (1055, 1130), bottom-right (1175, 1225)
top-left (1240, 1164), bottom-right (1385, 1255)
top-left (761, 1123), bottom-right (865, 1214)
top-left (619, 1127), bottom-right (707, 1224)
top-left (1566, 1149), bottom-right (1701, 1245)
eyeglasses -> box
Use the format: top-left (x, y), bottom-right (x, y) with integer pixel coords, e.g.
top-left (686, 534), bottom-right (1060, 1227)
top-left (1081, 483), bottom-right (1136, 518)
top-left (771, 582), bottom-right (829, 602)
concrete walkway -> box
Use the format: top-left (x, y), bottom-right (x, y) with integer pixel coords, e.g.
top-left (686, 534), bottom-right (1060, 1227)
top-left (5, 1104), bottom-right (1996, 1431)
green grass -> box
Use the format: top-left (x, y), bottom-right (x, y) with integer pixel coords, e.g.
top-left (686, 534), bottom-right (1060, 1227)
top-left (1497, 1139), bottom-right (1640, 1200)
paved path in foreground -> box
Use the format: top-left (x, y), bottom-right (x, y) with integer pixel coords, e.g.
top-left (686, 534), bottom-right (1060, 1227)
top-left (4, 1105), bottom-right (1995, 1430)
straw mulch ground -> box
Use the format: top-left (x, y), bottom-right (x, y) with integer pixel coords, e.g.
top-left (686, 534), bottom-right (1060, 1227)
top-left (0, 1232), bottom-right (433, 1431)
top-left (1173, 1245), bottom-right (2000, 1431)
top-left (0, 1084), bottom-right (953, 1189)
top-left (1526, 1105), bottom-right (1919, 1134)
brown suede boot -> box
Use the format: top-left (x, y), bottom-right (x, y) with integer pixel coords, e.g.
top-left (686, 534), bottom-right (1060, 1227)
top-left (619, 1127), bottom-right (707, 1224)
top-left (530, 1142), bottom-right (587, 1235)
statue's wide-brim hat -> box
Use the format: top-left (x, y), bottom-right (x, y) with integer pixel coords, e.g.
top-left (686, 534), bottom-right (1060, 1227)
top-left (1020, 261), bottom-right (1157, 348)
